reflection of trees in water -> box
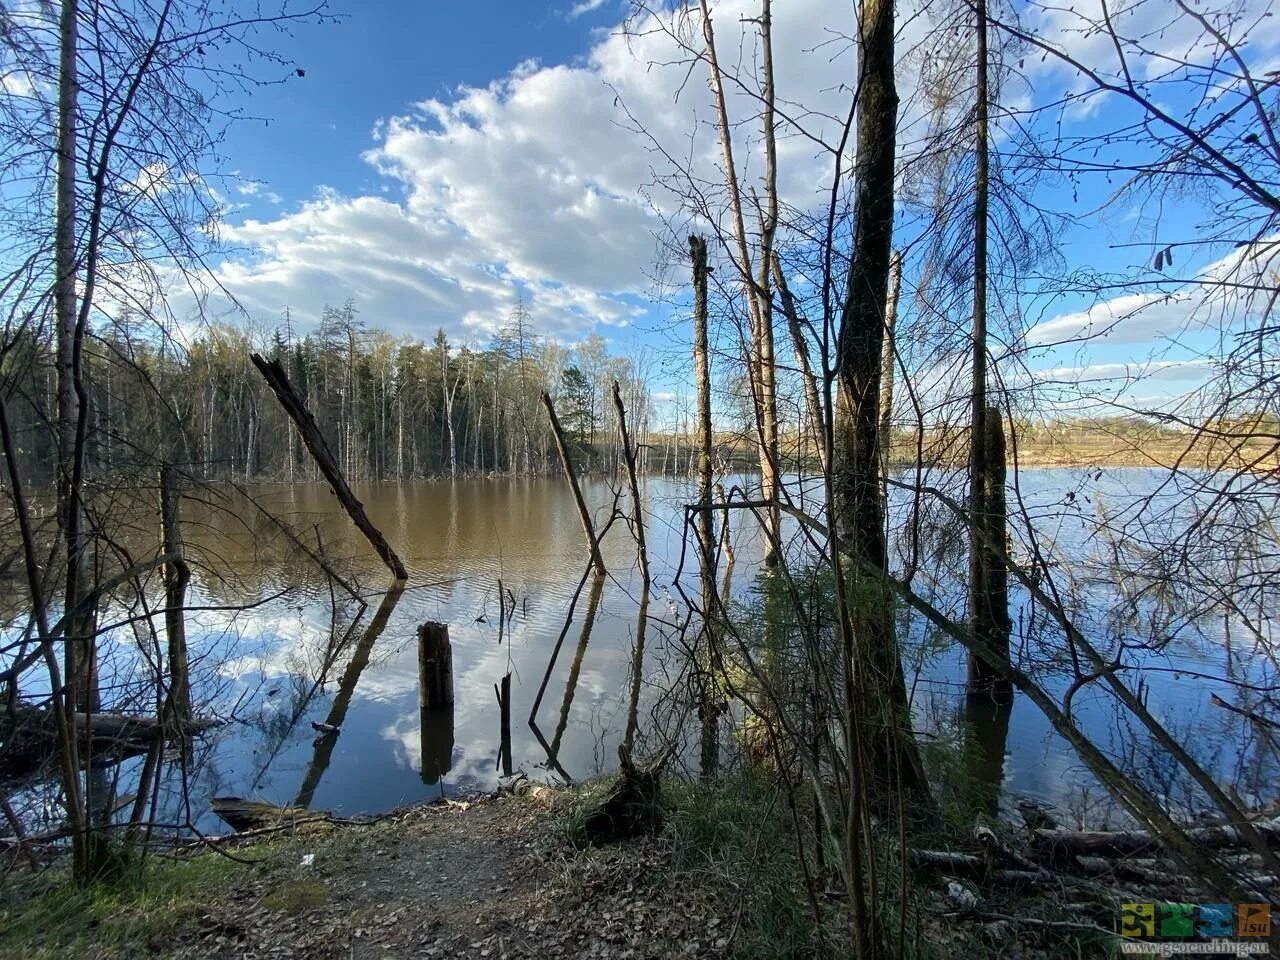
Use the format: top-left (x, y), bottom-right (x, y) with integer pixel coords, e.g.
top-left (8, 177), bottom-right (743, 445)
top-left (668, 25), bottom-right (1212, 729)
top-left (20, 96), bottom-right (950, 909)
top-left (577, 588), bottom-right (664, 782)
top-left (529, 573), bottom-right (606, 780)
top-left (296, 588), bottom-right (403, 806)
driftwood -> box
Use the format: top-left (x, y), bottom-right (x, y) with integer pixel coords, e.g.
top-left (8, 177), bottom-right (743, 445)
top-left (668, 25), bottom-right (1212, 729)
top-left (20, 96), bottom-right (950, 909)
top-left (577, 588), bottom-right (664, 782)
top-left (0, 707), bottom-right (220, 782)
top-left (250, 353), bottom-right (408, 582)
top-left (210, 797), bottom-right (330, 832)
top-left (581, 745), bottom-right (674, 844)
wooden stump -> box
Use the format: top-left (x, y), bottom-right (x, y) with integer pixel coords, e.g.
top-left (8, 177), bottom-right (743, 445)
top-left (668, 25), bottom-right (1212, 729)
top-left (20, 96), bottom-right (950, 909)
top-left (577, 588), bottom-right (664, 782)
top-left (581, 745), bottom-right (672, 844)
top-left (418, 622), bottom-right (454, 784)
top-left (418, 623), bottom-right (453, 708)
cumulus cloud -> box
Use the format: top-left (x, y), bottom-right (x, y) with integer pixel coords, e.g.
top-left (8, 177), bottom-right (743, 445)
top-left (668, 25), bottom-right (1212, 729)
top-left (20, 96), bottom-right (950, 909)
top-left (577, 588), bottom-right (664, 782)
top-left (199, 0), bottom-right (877, 343)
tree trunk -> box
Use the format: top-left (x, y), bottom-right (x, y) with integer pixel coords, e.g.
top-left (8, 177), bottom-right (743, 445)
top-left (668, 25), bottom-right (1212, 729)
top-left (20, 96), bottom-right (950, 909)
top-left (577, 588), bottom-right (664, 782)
top-left (772, 252), bottom-right (825, 473)
top-left (878, 249), bottom-right (902, 503)
top-left (834, 0), bottom-right (929, 798)
top-left (542, 392), bottom-right (606, 576)
top-left (965, 0), bottom-right (1011, 698)
top-left (698, 0), bottom-right (780, 557)
top-left (612, 381), bottom-right (649, 586)
top-left (160, 465), bottom-right (191, 723)
top-left (691, 234), bottom-right (719, 781)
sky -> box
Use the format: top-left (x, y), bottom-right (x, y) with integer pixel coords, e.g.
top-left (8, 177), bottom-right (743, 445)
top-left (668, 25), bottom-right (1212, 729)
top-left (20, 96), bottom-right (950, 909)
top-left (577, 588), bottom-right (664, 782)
top-left (191, 0), bottom-right (1279, 414)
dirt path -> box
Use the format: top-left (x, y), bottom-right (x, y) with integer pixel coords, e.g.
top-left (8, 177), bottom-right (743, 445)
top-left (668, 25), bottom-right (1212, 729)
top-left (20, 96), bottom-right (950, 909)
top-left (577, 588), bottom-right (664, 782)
top-left (156, 794), bottom-right (733, 960)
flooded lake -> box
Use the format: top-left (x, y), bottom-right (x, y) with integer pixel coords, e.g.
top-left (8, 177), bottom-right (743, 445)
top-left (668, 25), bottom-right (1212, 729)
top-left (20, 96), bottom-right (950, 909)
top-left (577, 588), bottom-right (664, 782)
top-left (14, 470), bottom-right (1277, 832)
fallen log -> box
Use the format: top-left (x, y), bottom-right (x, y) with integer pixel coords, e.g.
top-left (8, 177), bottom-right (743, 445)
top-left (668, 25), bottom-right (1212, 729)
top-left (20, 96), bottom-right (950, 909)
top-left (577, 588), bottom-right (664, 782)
top-left (209, 797), bottom-right (331, 833)
top-left (251, 353), bottom-right (408, 582)
top-left (1032, 822), bottom-right (1280, 859)
top-left (0, 706), bottom-right (221, 783)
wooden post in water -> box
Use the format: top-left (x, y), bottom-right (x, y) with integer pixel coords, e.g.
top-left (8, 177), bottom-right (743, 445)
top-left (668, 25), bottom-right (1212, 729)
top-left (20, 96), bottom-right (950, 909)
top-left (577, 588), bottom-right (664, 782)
top-left (541, 391), bottom-right (606, 577)
top-left (418, 622), bottom-right (453, 708)
top-left (160, 465), bottom-right (191, 722)
top-left (418, 622), bottom-right (454, 785)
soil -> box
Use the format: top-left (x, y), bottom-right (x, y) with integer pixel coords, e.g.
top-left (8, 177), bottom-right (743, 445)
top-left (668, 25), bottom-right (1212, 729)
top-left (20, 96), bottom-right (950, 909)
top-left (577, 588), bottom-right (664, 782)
top-left (152, 793), bottom-right (735, 960)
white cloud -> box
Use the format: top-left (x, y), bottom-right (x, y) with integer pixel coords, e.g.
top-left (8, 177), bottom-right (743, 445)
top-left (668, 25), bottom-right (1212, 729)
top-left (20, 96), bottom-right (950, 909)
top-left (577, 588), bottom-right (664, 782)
top-left (1027, 239), bottom-right (1280, 347)
top-left (567, 0), bottom-right (607, 19)
top-left (199, 0), bottom-right (878, 343)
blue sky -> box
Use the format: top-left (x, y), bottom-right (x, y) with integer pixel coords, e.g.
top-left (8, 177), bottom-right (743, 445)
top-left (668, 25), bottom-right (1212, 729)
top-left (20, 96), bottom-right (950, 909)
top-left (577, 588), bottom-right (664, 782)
top-left (192, 0), bottom-right (1277, 415)
top-left (220, 2), bottom-right (611, 214)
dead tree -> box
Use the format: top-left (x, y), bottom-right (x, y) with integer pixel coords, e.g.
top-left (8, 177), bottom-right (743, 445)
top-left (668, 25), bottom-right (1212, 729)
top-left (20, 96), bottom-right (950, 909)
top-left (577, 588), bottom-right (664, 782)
top-left (251, 353), bottom-right (408, 582)
top-left (611, 380), bottom-right (649, 585)
top-left (697, 0), bottom-right (781, 561)
top-left (691, 234), bottom-right (720, 781)
top-left (542, 391), bottom-right (606, 576)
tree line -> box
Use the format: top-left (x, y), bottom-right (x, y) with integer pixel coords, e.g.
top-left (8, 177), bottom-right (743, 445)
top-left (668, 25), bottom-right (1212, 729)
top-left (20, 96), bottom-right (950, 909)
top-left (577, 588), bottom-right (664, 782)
top-left (0, 300), bottom-right (654, 486)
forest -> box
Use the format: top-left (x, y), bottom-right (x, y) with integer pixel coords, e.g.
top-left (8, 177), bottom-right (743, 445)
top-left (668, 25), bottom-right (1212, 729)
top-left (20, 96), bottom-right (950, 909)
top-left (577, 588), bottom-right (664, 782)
top-left (1, 302), bottom-right (657, 484)
top-left (0, 0), bottom-right (1277, 958)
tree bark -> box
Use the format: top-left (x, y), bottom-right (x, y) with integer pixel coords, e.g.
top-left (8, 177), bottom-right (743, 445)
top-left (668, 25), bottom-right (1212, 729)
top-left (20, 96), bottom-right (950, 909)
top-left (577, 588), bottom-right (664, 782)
top-left (772, 253), bottom-right (825, 473)
top-left (833, 0), bottom-right (928, 800)
top-left (966, 0), bottom-right (1012, 698)
top-left (878, 249), bottom-right (902, 503)
top-left (691, 234), bottom-right (719, 781)
top-left (698, 0), bottom-right (780, 558)
top-left (612, 380), bottom-right (649, 586)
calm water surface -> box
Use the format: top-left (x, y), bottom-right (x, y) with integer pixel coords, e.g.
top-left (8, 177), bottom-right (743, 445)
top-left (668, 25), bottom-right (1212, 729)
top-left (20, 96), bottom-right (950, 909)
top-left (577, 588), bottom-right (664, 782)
top-left (20, 470), bottom-right (1276, 831)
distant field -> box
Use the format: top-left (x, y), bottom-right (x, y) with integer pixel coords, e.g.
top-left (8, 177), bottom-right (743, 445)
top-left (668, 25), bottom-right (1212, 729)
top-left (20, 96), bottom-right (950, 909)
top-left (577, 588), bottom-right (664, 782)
top-left (644, 421), bottom-right (1280, 474)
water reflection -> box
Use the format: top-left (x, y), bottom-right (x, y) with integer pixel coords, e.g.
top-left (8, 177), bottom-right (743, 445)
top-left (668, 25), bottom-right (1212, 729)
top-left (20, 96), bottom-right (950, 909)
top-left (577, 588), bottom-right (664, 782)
top-left (961, 690), bottom-right (1013, 819)
top-left (6, 472), bottom-right (1271, 831)
top-left (294, 587), bottom-right (402, 807)
top-left (417, 622), bottom-right (455, 786)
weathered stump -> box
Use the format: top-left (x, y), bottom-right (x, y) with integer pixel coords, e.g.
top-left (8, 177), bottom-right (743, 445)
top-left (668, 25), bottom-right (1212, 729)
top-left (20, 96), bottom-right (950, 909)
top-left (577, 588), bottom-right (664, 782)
top-left (581, 745), bottom-right (672, 844)
top-left (418, 623), bottom-right (453, 708)
top-left (418, 622), bottom-right (454, 784)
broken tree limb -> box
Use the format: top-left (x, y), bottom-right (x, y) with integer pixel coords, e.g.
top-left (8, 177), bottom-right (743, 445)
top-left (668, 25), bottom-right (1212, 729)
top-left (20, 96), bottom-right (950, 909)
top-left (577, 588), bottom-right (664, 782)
top-left (250, 353), bottom-right (408, 583)
top-left (1210, 693), bottom-right (1280, 731)
top-left (541, 390), bottom-right (605, 576)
